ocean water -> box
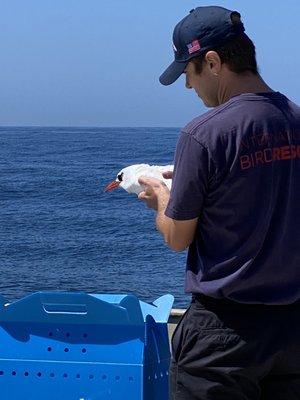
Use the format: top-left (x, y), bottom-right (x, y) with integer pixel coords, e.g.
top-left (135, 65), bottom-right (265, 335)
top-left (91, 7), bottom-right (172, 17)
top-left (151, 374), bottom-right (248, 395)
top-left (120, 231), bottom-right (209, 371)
top-left (0, 127), bottom-right (190, 308)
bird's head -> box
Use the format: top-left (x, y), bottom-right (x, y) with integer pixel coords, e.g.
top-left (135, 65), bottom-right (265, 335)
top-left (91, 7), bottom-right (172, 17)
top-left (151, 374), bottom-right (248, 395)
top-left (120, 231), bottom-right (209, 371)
top-left (104, 164), bottom-right (148, 193)
top-left (104, 170), bottom-right (124, 192)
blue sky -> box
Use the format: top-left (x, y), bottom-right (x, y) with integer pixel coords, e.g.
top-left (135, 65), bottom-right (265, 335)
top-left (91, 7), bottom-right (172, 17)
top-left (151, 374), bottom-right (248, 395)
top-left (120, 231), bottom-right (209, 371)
top-left (0, 0), bottom-right (299, 127)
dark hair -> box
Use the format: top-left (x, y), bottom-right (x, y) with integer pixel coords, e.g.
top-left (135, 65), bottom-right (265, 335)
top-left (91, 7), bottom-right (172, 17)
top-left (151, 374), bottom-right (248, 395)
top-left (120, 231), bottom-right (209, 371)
top-left (192, 33), bottom-right (258, 75)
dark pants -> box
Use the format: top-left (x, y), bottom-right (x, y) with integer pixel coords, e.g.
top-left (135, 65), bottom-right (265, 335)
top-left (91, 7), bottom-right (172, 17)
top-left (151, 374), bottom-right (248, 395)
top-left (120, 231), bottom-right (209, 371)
top-left (170, 295), bottom-right (300, 400)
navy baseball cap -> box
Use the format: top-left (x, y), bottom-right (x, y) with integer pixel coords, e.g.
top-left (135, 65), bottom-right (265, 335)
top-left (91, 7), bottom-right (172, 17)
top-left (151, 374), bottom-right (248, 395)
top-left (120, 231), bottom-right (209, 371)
top-left (159, 6), bottom-right (245, 85)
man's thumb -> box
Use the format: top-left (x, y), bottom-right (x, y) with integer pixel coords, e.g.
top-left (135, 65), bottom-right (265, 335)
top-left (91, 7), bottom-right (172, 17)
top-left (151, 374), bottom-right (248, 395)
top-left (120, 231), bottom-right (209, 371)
top-left (162, 171), bottom-right (173, 179)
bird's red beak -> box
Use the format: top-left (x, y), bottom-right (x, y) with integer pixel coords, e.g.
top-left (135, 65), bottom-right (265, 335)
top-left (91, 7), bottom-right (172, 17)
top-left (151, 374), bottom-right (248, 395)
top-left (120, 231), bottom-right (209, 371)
top-left (104, 180), bottom-right (120, 192)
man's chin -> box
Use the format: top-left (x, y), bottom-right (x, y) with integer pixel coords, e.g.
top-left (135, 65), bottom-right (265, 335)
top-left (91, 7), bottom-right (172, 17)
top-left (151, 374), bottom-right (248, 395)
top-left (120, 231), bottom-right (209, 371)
top-left (202, 100), bottom-right (215, 108)
top-left (197, 94), bottom-right (217, 108)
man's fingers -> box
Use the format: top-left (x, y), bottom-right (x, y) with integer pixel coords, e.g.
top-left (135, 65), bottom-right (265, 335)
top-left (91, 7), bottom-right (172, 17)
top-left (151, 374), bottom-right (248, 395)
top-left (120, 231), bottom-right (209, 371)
top-left (138, 191), bottom-right (154, 209)
top-left (138, 191), bottom-right (146, 200)
top-left (162, 170), bottom-right (173, 179)
top-left (138, 175), bottom-right (150, 186)
top-left (138, 175), bottom-right (162, 186)
top-left (138, 190), bottom-right (153, 199)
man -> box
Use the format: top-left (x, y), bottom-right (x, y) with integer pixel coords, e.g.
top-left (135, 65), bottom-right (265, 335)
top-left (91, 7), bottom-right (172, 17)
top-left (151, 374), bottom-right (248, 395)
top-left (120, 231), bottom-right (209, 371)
top-left (138, 6), bottom-right (300, 400)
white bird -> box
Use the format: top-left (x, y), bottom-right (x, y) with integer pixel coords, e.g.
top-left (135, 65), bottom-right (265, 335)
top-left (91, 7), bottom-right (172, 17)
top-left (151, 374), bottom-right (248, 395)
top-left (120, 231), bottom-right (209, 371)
top-left (105, 164), bottom-right (174, 195)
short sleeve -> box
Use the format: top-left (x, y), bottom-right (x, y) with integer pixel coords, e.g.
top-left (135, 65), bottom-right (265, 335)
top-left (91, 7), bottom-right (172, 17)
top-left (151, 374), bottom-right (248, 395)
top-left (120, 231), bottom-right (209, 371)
top-left (165, 131), bottom-right (212, 220)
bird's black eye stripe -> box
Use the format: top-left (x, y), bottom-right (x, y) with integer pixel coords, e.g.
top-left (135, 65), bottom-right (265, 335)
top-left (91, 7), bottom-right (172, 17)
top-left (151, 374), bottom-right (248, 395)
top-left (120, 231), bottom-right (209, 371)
top-left (117, 172), bottom-right (124, 182)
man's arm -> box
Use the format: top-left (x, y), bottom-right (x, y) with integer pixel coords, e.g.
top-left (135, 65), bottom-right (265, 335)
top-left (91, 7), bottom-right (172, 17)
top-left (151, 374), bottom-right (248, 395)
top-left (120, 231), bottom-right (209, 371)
top-left (138, 176), bottom-right (198, 252)
top-left (156, 209), bottom-right (198, 252)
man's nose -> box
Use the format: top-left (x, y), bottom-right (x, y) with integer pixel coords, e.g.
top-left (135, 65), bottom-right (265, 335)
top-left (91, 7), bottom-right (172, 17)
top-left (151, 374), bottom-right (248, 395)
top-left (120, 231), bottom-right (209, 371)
top-left (185, 76), bottom-right (192, 89)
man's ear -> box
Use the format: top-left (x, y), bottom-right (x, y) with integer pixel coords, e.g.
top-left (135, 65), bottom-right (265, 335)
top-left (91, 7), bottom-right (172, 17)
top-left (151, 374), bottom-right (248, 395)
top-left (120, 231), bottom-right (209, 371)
top-left (205, 51), bottom-right (221, 76)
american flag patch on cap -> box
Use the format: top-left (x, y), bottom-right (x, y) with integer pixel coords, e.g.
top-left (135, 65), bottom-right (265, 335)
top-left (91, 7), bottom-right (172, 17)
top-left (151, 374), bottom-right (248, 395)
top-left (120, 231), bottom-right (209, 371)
top-left (187, 39), bottom-right (201, 54)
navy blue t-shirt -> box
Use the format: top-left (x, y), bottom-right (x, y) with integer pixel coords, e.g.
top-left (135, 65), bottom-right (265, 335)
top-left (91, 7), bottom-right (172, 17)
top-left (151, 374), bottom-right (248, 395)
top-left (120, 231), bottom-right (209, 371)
top-left (165, 92), bottom-right (300, 304)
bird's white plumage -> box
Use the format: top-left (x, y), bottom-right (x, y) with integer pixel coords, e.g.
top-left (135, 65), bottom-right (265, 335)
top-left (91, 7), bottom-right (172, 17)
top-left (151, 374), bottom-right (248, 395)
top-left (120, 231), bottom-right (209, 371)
top-left (117, 164), bottom-right (174, 195)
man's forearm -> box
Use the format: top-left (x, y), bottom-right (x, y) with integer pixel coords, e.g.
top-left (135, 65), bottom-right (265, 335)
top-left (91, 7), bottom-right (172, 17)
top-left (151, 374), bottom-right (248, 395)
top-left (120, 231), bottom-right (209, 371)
top-left (155, 206), bottom-right (186, 252)
top-left (137, 176), bottom-right (197, 252)
top-left (155, 199), bottom-right (198, 252)
top-left (155, 207), bottom-right (170, 238)
top-left (155, 195), bottom-right (177, 249)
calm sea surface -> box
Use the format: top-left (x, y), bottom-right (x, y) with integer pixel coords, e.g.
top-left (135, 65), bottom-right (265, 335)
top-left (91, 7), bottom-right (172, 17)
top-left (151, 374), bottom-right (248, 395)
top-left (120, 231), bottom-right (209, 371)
top-left (0, 127), bottom-right (190, 308)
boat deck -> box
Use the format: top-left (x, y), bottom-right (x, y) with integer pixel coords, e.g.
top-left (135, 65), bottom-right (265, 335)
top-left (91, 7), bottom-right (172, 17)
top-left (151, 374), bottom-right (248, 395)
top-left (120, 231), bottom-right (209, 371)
top-left (168, 308), bottom-right (186, 340)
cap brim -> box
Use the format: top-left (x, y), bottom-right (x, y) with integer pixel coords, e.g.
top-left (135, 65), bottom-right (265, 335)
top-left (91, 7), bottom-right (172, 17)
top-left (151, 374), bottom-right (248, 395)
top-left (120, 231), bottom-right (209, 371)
top-left (159, 60), bottom-right (188, 86)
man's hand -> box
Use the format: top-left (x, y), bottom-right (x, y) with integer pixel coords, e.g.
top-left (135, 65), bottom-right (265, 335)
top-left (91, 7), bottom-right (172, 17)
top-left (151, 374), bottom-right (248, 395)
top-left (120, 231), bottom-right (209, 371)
top-left (138, 176), bottom-right (170, 211)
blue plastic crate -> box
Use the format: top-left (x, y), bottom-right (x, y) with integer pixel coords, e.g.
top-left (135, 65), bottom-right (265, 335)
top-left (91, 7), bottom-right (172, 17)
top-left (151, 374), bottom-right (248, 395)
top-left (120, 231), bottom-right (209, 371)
top-left (0, 291), bottom-right (174, 400)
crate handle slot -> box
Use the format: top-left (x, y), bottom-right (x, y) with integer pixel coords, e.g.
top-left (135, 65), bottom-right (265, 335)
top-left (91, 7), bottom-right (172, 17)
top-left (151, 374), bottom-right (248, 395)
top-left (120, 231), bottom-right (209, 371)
top-left (42, 302), bottom-right (88, 315)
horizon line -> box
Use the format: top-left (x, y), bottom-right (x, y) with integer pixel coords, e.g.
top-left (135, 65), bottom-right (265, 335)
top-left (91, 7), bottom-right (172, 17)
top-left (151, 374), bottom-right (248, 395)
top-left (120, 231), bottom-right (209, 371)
top-left (0, 125), bottom-right (181, 129)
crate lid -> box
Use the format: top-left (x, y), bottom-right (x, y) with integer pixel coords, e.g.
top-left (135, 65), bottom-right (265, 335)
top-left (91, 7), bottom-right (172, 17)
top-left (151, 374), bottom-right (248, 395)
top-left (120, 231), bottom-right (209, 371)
top-left (0, 291), bottom-right (174, 325)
